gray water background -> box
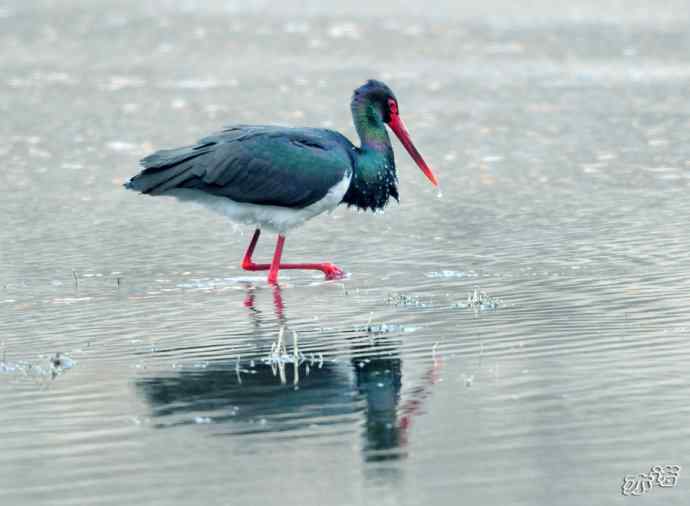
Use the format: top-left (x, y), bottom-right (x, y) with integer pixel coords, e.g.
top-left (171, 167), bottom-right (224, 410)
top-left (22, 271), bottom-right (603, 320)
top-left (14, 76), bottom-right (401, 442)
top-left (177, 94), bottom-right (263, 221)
top-left (1, 1), bottom-right (690, 504)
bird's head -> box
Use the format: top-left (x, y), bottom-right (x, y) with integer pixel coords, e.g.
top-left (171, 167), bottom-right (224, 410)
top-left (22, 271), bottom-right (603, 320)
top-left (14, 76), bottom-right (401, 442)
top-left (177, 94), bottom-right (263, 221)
top-left (353, 80), bottom-right (438, 186)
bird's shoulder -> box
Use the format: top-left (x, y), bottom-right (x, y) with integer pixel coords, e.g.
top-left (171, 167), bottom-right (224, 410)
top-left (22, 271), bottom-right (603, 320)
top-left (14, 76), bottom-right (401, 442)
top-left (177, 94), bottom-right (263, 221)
top-left (193, 125), bottom-right (356, 178)
top-left (206, 125), bottom-right (355, 153)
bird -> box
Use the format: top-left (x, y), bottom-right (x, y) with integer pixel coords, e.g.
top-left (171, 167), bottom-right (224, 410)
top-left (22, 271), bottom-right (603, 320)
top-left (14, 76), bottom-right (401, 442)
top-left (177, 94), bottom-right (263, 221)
top-left (125, 79), bottom-right (438, 284)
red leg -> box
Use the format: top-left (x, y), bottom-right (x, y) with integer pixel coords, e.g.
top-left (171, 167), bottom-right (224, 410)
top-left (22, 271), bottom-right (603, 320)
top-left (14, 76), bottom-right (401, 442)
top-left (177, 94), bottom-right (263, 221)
top-left (277, 260), bottom-right (346, 280)
top-left (267, 235), bottom-right (285, 284)
top-left (240, 230), bottom-right (346, 283)
top-left (241, 229), bottom-right (263, 270)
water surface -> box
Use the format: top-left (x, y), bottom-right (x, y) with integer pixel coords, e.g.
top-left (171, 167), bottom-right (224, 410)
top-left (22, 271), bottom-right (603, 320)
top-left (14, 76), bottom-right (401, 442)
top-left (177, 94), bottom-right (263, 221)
top-left (2, 1), bottom-right (690, 505)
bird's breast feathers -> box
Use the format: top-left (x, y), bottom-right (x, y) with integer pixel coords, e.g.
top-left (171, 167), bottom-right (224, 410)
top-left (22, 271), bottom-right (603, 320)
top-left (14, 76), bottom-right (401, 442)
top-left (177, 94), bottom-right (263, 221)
top-left (166, 172), bottom-right (352, 233)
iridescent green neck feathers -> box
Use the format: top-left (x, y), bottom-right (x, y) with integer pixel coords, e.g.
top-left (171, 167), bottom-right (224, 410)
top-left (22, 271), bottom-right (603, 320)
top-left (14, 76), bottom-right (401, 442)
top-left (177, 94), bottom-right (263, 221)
top-left (342, 84), bottom-right (399, 211)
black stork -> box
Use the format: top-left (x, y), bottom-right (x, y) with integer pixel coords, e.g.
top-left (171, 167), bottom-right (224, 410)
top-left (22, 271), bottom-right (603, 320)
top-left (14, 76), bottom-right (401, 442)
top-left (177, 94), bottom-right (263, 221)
top-left (125, 80), bottom-right (438, 284)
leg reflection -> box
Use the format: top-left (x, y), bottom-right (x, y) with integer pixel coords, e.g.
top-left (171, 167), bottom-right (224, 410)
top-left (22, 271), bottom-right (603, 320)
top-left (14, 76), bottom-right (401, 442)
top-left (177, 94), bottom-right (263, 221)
top-left (242, 283), bottom-right (286, 324)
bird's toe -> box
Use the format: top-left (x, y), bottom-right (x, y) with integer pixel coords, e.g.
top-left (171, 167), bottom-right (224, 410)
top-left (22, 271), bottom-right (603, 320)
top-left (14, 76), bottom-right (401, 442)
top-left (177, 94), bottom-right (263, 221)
top-left (322, 263), bottom-right (347, 280)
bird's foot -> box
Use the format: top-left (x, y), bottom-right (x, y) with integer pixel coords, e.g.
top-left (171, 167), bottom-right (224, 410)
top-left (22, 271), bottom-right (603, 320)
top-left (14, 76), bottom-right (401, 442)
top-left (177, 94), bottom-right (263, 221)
top-left (321, 263), bottom-right (347, 280)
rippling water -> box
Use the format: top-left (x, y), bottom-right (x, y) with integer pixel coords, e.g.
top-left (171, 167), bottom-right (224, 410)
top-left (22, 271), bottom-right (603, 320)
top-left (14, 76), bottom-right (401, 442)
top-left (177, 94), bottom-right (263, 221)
top-left (2, 1), bottom-right (690, 505)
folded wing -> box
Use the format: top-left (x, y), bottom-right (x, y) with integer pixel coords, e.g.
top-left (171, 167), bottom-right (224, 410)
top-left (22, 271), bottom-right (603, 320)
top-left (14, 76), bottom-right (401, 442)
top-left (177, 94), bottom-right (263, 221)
top-left (125, 126), bottom-right (355, 209)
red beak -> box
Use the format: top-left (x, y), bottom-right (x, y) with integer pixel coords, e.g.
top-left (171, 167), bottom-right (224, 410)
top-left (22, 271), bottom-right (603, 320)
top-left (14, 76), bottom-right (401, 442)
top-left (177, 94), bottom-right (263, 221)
top-left (387, 112), bottom-right (439, 186)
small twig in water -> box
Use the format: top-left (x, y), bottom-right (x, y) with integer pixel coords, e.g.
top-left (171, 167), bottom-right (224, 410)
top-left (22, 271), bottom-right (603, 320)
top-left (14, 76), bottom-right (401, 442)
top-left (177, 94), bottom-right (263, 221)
top-left (235, 355), bottom-right (242, 384)
top-left (277, 326), bottom-right (285, 355)
top-left (293, 330), bottom-right (299, 386)
top-left (366, 312), bottom-right (374, 332)
top-left (277, 326), bottom-right (287, 384)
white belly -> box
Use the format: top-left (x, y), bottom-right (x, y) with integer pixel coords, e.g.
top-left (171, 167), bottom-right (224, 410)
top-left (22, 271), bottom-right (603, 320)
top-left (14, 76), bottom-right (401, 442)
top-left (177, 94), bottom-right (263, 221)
top-left (164, 174), bottom-right (351, 233)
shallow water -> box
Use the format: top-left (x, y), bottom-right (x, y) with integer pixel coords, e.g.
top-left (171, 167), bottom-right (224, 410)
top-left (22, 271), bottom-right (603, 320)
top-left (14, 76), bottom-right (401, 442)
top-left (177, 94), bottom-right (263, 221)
top-left (2, 1), bottom-right (690, 505)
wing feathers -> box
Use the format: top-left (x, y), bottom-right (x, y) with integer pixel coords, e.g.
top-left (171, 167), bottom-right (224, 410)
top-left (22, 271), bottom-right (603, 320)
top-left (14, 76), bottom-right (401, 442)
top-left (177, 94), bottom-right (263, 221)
top-left (125, 126), bottom-right (354, 208)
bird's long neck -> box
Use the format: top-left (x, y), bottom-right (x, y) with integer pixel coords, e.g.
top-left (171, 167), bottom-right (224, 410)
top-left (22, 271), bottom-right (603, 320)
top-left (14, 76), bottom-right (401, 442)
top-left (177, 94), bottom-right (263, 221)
top-left (342, 97), bottom-right (399, 210)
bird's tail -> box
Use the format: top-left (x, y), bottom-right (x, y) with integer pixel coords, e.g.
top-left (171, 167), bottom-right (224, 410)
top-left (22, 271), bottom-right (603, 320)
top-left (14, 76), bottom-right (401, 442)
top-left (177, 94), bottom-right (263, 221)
top-left (124, 144), bottom-right (212, 195)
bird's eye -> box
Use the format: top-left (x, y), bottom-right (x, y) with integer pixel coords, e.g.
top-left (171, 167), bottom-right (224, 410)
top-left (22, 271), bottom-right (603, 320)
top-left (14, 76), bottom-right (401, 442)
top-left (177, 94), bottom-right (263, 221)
top-left (387, 98), bottom-right (398, 115)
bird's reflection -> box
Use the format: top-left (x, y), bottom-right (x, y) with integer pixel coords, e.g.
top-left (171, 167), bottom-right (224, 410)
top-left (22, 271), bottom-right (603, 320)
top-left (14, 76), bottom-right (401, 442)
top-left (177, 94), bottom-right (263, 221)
top-left (242, 283), bottom-right (286, 325)
top-left (136, 284), bottom-right (440, 463)
top-left (352, 343), bottom-right (404, 461)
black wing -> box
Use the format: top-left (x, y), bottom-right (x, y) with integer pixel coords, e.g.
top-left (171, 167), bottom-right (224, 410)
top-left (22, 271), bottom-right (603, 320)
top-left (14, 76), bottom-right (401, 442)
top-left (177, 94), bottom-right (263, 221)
top-left (125, 126), bottom-right (355, 209)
